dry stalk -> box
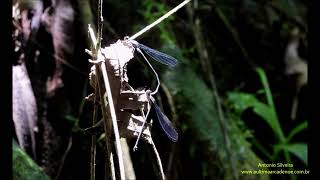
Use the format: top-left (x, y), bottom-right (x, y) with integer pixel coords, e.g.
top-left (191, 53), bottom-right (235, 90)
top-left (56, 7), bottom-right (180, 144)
top-left (87, 0), bottom-right (126, 179)
top-left (150, 139), bottom-right (165, 180)
top-left (93, 52), bottom-right (115, 180)
top-left (90, 77), bottom-right (99, 180)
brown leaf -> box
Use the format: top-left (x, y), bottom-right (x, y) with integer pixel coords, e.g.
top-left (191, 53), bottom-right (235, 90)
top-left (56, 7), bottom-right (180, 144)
top-left (13, 62), bottom-right (38, 160)
top-left (117, 90), bottom-right (149, 111)
top-left (118, 110), bottom-right (152, 144)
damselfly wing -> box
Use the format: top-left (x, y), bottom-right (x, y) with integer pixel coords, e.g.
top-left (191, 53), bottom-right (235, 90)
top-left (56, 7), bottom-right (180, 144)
top-left (137, 43), bottom-right (178, 67)
top-left (128, 39), bottom-right (178, 67)
top-left (150, 97), bottom-right (178, 142)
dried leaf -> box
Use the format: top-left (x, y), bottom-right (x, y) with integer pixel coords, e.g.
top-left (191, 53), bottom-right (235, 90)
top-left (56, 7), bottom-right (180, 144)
top-left (88, 39), bottom-right (153, 143)
top-left (118, 109), bottom-right (153, 144)
top-left (13, 62), bottom-right (38, 160)
top-left (117, 90), bottom-right (149, 111)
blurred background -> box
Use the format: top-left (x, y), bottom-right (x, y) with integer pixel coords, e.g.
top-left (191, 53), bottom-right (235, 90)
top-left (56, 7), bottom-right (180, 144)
top-left (12, 0), bottom-right (307, 179)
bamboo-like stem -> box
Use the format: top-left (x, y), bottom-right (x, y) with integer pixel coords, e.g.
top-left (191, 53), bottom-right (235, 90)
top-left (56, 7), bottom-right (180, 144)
top-left (96, 0), bottom-right (126, 178)
top-left (94, 63), bottom-right (114, 180)
top-left (88, 0), bottom-right (126, 179)
top-left (129, 0), bottom-right (191, 40)
top-left (109, 152), bottom-right (116, 180)
top-left (90, 78), bottom-right (99, 180)
top-left (88, 24), bottom-right (114, 180)
top-left (99, 62), bottom-right (126, 179)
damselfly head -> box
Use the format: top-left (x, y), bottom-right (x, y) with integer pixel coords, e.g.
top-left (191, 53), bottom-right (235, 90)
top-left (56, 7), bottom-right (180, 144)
top-left (127, 38), bottom-right (139, 46)
top-left (122, 36), bottom-right (138, 48)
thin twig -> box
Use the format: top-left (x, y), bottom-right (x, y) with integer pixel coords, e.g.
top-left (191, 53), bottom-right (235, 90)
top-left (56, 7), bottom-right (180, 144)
top-left (129, 0), bottom-right (191, 40)
top-left (99, 61), bottom-right (126, 179)
top-left (213, 5), bottom-right (255, 69)
top-left (97, 0), bottom-right (103, 50)
top-left (267, 2), bottom-right (306, 31)
top-left (88, 22), bottom-right (114, 180)
top-left (54, 136), bottom-right (73, 180)
top-left (96, 0), bottom-right (126, 177)
top-left (161, 83), bottom-right (177, 173)
top-left (160, 83), bottom-right (177, 126)
top-left (150, 139), bottom-right (165, 180)
top-left (90, 77), bottom-right (99, 180)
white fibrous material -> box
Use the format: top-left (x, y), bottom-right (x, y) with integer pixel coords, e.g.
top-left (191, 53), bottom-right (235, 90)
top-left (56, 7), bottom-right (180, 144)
top-left (101, 40), bottom-right (134, 82)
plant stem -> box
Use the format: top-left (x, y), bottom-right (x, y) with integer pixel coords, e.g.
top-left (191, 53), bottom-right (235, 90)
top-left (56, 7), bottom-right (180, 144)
top-left (256, 68), bottom-right (285, 142)
top-left (90, 79), bottom-right (99, 180)
top-left (151, 139), bottom-right (165, 180)
top-left (95, 65), bottom-right (114, 180)
top-left (99, 62), bottom-right (126, 179)
top-left (129, 0), bottom-right (191, 40)
top-left (96, 1), bottom-right (126, 177)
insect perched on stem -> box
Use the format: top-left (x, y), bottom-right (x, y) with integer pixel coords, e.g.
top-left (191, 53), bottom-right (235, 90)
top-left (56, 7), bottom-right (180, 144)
top-left (124, 37), bottom-right (178, 67)
top-left (123, 36), bottom-right (179, 150)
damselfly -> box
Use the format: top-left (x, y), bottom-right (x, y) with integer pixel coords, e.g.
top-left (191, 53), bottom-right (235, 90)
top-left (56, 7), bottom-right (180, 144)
top-left (125, 37), bottom-right (179, 150)
top-left (124, 37), bottom-right (178, 67)
top-left (150, 96), bottom-right (178, 142)
top-left (133, 92), bottom-right (178, 151)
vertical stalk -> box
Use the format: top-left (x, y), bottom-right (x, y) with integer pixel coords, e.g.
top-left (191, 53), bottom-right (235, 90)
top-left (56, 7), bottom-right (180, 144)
top-left (95, 66), bottom-right (114, 180)
top-left (99, 62), bottom-right (126, 179)
top-left (90, 79), bottom-right (99, 180)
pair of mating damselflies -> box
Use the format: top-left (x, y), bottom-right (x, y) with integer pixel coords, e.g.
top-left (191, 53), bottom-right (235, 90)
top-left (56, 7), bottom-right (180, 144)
top-left (108, 0), bottom-right (191, 150)
top-left (123, 37), bottom-right (178, 150)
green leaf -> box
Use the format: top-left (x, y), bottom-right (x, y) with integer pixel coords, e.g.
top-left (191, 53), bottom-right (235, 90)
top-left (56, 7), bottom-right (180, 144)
top-left (256, 67), bottom-right (285, 141)
top-left (227, 92), bottom-right (284, 141)
top-left (65, 115), bottom-right (78, 124)
top-left (275, 143), bottom-right (308, 165)
top-left (256, 67), bottom-right (275, 109)
top-left (251, 102), bottom-right (281, 139)
top-left (227, 92), bottom-right (259, 114)
top-left (13, 139), bottom-right (50, 180)
top-left (164, 64), bottom-right (266, 178)
top-left (286, 121), bottom-right (308, 143)
top-left (269, 0), bottom-right (299, 21)
top-left (250, 138), bottom-right (273, 161)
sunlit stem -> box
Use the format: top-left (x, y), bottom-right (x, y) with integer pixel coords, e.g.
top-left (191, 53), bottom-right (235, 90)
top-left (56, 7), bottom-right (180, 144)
top-left (129, 0), bottom-right (191, 40)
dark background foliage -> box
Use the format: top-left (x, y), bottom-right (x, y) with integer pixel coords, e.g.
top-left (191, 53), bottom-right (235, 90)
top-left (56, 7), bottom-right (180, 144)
top-left (12, 0), bottom-right (307, 179)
